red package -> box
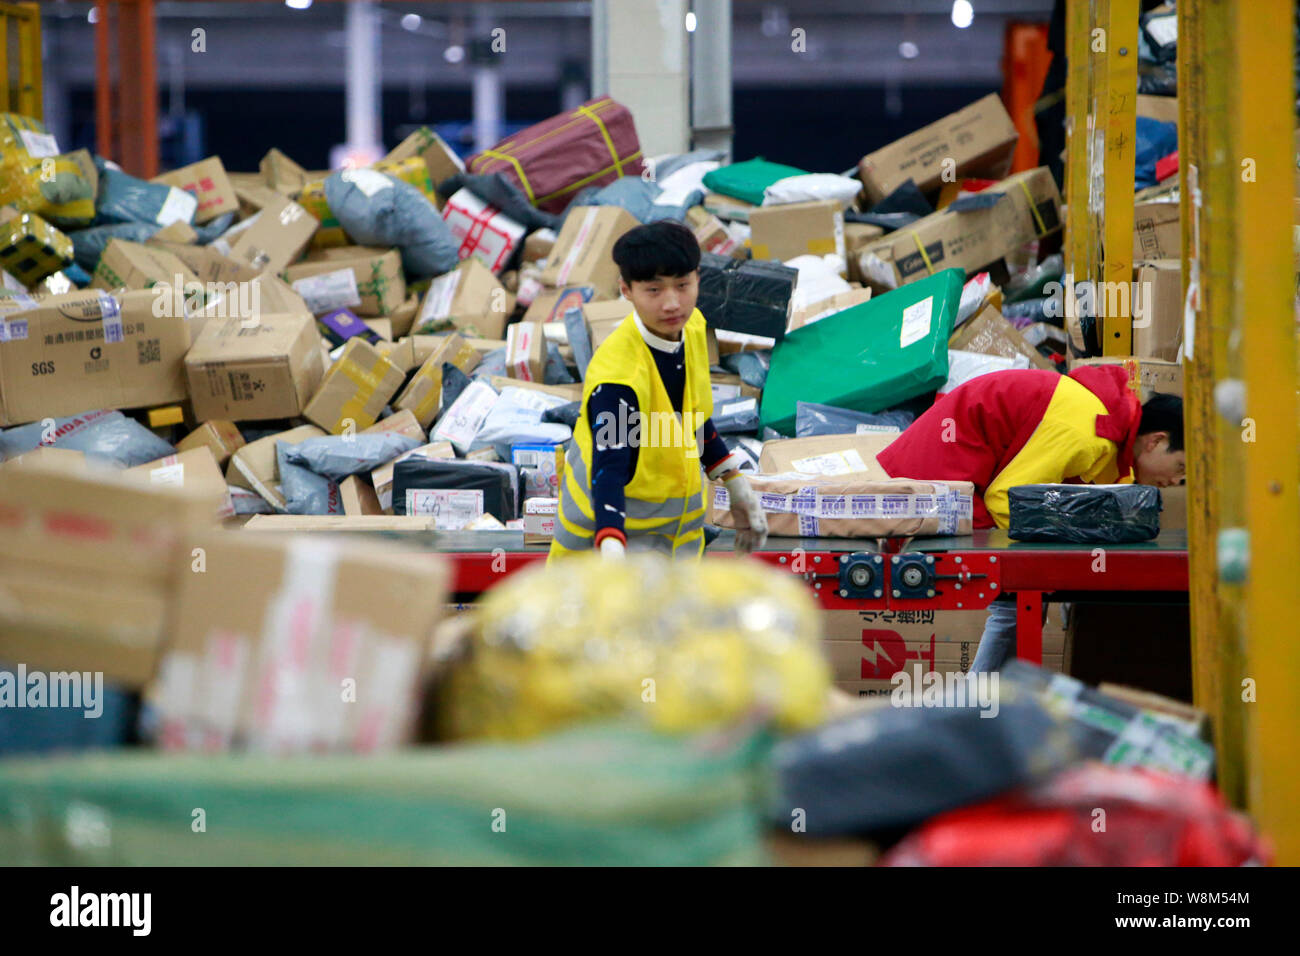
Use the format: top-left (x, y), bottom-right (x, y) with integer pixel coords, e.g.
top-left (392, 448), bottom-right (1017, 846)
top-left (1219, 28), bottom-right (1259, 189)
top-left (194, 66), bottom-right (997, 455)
top-left (467, 97), bottom-right (644, 214)
top-left (1156, 150), bottom-right (1179, 183)
top-left (880, 763), bottom-right (1269, 867)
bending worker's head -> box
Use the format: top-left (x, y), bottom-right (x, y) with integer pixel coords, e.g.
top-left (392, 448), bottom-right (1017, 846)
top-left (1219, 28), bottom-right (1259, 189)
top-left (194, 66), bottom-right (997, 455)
top-left (612, 220), bottom-right (701, 340)
top-left (1133, 393), bottom-right (1185, 488)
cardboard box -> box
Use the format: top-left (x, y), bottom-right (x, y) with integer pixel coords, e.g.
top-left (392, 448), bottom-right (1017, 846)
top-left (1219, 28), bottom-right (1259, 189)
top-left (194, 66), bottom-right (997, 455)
top-left (375, 335), bottom-right (417, 373)
top-left (185, 312), bottom-right (326, 422)
top-left (505, 321), bottom-right (545, 382)
top-left (845, 222), bottom-right (886, 284)
top-left (0, 461), bottom-right (214, 687)
top-left (788, 287), bottom-right (873, 333)
top-left (748, 199), bottom-right (845, 264)
top-left (524, 285), bottom-right (598, 325)
top-left (1068, 355), bottom-right (1184, 398)
top-left (540, 205), bottom-right (639, 298)
top-left (821, 608), bottom-right (987, 685)
top-left (583, 299), bottom-right (633, 351)
top-left (364, 408), bottom-right (427, 444)
top-left (857, 94), bottom-right (1019, 205)
top-left (226, 194), bottom-right (317, 275)
top-left (524, 496), bottom-right (558, 544)
top-left (303, 337), bottom-right (406, 434)
top-left (759, 432), bottom-right (898, 477)
top-left (523, 228), bottom-right (557, 264)
top-left (241, 514), bottom-right (444, 532)
top-left (125, 446), bottom-right (234, 518)
top-left (362, 318), bottom-right (393, 342)
top-left (512, 445), bottom-right (564, 499)
top-left (709, 371), bottom-right (761, 402)
top-left (0, 446), bottom-right (87, 472)
top-left (151, 219), bottom-right (198, 244)
top-left (441, 188), bottom-right (526, 274)
top-left (258, 147), bottom-right (319, 195)
top-left (0, 289), bottom-right (190, 426)
top-left (1133, 259), bottom-right (1182, 361)
top-left (174, 420), bottom-right (245, 468)
top-left (370, 441), bottom-right (456, 513)
top-left (685, 207), bottom-right (743, 258)
top-left (393, 332), bottom-right (481, 428)
top-left (285, 246), bottom-right (405, 317)
top-left (339, 474), bottom-right (383, 516)
top-left (150, 529), bottom-right (448, 751)
top-left (145, 239), bottom-right (262, 290)
top-left (485, 377), bottom-right (582, 403)
top-left (858, 167), bottom-right (1062, 288)
top-left (91, 239), bottom-right (203, 295)
top-left (413, 257), bottom-right (512, 339)
top-left (1160, 483), bottom-right (1187, 532)
top-left (225, 423), bottom-right (325, 512)
top-left (948, 302), bottom-right (1057, 371)
top-left (1137, 94), bottom-right (1179, 126)
top-left (387, 293), bottom-right (421, 340)
top-left (385, 126), bottom-right (466, 200)
top-left (1132, 201), bottom-right (1180, 261)
top-left (153, 156), bottom-right (238, 224)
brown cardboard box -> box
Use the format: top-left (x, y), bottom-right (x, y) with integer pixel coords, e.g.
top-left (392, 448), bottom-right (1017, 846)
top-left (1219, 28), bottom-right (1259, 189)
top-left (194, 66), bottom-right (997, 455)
top-left (844, 222), bottom-right (886, 284)
top-left (125, 446), bottom-right (234, 518)
top-left (857, 94), bottom-right (1019, 205)
top-left (1068, 355), bottom-right (1184, 398)
top-left (709, 475), bottom-right (975, 537)
top-left (0, 446), bottom-right (87, 472)
top-left (788, 287), bottom-right (873, 333)
top-left (370, 441), bottom-right (456, 513)
top-left (0, 289), bottom-right (191, 426)
top-left (821, 608), bottom-right (987, 684)
top-left (1160, 483), bottom-right (1187, 532)
top-left (524, 286), bottom-right (607, 325)
top-left (413, 257), bottom-right (512, 339)
top-left (150, 529), bottom-right (448, 751)
top-left (685, 206), bottom-right (743, 258)
top-left (523, 496), bottom-right (558, 544)
top-left (1132, 201), bottom-right (1180, 261)
top-left (858, 167), bottom-right (1062, 288)
top-left (583, 299), bottom-right (633, 351)
top-left (91, 239), bottom-right (203, 294)
top-left (362, 318), bottom-right (393, 342)
top-left (375, 335), bottom-right (417, 373)
top-left (146, 239), bottom-right (262, 287)
top-left (0, 461), bottom-right (214, 687)
top-left (285, 246), bottom-right (405, 317)
top-left (151, 220), bottom-right (198, 244)
top-left (949, 302), bottom-right (1057, 371)
top-left (249, 273), bottom-right (311, 317)
top-left (258, 147), bottom-right (316, 194)
top-left (242, 514), bottom-right (444, 532)
top-left (339, 474), bottom-right (383, 516)
top-left (748, 199), bottom-right (845, 264)
top-left (409, 333), bottom-right (505, 365)
top-left (175, 420), bottom-right (245, 468)
top-left (1133, 259), bottom-right (1182, 361)
top-left (486, 377), bottom-right (582, 403)
top-left (505, 321), bottom-right (546, 382)
top-left (759, 432), bottom-right (898, 477)
top-left (394, 332), bottom-right (480, 428)
top-left (153, 156), bottom-right (239, 224)
top-left (540, 206), bottom-right (639, 298)
top-left (364, 409), bottom-right (427, 444)
top-left (227, 193), bottom-right (317, 274)
top-left (186, 312), bottom-right (326, 422)
top-left (385, 127), bottom-right (465, 203)
top-left (709, 371), bottom-right (761, 402)
top-left (388, 293), bottom-right (420, 339)
top-left (303, 337), bottom-right (405, 434)
top-left (225, 423), bottom-right (326, 512)
top-left (523, 228), bottom-right (557, 264)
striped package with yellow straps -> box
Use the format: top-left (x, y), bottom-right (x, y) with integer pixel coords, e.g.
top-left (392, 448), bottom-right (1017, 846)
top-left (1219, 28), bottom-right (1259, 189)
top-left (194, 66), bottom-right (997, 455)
top-left (906, 177), bottom-right (1052, 277)
top-left (469, 98), bottom-right (642, 210)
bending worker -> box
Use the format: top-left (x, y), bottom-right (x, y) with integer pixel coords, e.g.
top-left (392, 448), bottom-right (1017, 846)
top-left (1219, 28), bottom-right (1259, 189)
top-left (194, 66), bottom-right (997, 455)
top-left (550, 220), bottom-right (768, 560)
top-left (877, 365), bottom-right (1185, 671)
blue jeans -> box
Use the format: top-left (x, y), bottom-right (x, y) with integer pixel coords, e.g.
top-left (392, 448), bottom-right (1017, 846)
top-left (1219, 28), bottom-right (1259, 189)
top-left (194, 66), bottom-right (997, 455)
top-left (971, 596), bottom-right (1019, 673)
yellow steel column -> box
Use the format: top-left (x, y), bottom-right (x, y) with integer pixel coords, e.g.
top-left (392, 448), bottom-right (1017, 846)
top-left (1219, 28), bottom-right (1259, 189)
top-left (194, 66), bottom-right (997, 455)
top-left (1064, 0), bottom-right (1095, 326)
top-left (1231, 0), bottom-right (1300, 866)
top-left (1183, 0), bottom-right (1250, 810)
top-left (1100, 0), bottom-right (1137, 355)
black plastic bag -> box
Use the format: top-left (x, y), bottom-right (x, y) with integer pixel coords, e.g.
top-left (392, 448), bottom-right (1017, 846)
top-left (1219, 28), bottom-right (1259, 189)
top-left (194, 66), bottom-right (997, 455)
top-left (1008, 483), bottom-right (1162, 543)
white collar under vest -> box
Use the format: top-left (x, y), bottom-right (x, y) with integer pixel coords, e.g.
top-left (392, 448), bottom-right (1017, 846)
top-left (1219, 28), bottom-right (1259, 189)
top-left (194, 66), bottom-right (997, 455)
top-left (633, 309), bottom-right (684, 354)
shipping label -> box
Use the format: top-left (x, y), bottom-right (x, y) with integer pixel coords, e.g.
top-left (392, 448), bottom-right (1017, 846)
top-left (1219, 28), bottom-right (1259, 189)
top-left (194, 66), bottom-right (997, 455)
top-left (405, 488), bottom-right (485, 529)
top-left (292, 268), bottom-right (362, 315)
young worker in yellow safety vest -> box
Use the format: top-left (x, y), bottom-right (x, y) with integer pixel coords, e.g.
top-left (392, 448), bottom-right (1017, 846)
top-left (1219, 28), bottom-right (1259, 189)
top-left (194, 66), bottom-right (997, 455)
top-left (549, 221), bottom-right (768, 561)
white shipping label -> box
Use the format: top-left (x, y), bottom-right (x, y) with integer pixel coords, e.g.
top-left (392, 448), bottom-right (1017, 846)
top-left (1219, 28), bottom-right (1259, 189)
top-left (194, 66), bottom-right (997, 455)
top-left (508, 324), bottom-right (536, 381)
top-left (556, 207), bottom-right (600, 285)
top-left (899, 296), bottom-right (934, 349)
top-left (342, 168), bottom-right (395, 197)
top-left (723, 398), bottom-right (757, 416)
top-left (157, 186), bottom-right (199, 226)
top-left (833, 211), bottom-right (846, 263)
top-left (431, 381), bottom-right (498, 452)
top-left (149, 463), bottom-right (187, 486)
top-left (791, 449), bottom-right (868, 476)
top-left (418, 270), bottom-right (462, 324)
top-left (405, 488), bottom-right (485, 529)
top-left (0, 317), bottom-right (28, 341)
top-left (711, 384), bottom-right (742, 402)
top-left (18, 129), bottom-right (59, 158)
top-left (856, 423), bottom-right (902, 435)
top-left (292, 268), bottom-right (362, 314)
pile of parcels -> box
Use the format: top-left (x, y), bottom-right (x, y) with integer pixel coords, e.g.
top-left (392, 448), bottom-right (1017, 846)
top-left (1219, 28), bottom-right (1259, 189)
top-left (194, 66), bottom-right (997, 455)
top-left (0, 89), bottom-right (1188, 556)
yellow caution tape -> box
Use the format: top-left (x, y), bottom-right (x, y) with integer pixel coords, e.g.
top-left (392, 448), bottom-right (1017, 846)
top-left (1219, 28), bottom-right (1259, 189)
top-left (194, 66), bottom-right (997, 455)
top-left (1017, 179), bottom-right (1049, 237)
top-left (329, 356), bottom-right (389, 433)
top-left (910, 232), bottom-right (935, 274)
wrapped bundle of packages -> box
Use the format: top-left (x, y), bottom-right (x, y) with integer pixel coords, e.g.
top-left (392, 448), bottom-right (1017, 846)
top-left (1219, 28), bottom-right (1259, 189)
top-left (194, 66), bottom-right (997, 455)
top-left (438, 553), bottom-right (830, 740)
top-left (709, 474), bottom-right (975, 538)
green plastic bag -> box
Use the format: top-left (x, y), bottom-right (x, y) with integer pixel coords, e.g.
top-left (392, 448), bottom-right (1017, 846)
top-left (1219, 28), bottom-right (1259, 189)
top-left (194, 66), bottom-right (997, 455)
top-left (760, 268), bottom-right (964, 435)
top-left (701, 158), bottom-right (808, 207)
top-left (0, 724), bottom-right (773, 866)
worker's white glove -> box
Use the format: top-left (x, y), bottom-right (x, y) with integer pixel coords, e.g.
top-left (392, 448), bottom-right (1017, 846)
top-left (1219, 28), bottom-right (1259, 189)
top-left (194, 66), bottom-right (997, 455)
top-left (599, 535), bottom-right (626, 560)
top-left (724, 472), bottom-right (768, 554)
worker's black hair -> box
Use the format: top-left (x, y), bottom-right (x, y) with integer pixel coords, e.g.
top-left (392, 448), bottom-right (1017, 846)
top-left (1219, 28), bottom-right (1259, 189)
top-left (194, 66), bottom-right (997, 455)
top-left (612, 220), bottom-right (701, 284)
top-left (1138, 393), bottom-right (1184, 452)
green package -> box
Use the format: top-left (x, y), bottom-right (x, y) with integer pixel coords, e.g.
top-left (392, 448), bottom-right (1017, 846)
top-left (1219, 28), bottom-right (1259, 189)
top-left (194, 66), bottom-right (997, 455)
top-left (701, 158), bottom-right (808, 207)
top-left (760, 268), bottom-right (964, 435)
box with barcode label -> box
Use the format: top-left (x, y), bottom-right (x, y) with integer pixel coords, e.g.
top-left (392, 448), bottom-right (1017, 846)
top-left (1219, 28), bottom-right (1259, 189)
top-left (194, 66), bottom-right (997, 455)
top-left (285, 246), bottom-right (404, 317)
top-left (412, 256), bottom-right (510, 339)
top-left (405, 488), bottom-right (485, 529)
top-left (524, 496), bottom-right (558, 543)
top-left (511, 443), bottom-right (564, 498)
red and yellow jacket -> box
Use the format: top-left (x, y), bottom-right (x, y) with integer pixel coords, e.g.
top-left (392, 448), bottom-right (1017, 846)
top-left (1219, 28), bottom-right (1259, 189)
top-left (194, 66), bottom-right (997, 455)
top-left (877, 365), bottom-right (1141, 529)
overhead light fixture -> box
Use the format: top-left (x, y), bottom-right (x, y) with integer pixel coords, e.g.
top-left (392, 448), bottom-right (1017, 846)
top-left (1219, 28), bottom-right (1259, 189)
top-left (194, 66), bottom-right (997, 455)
top-left (899, 41), bottom-right (919, 59)
top-left (87, 8), bottom-right (99, 23)
top-left (444, 44), bottom-right (465, 64)
top-left (951, 1), bottom-right (974, 29)
top-left (285, 0), bottom-right (313, 10)
top-left (685, 12), bottom-right (697, 33)
top-left (401, 13), bottom-right (422, 32)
